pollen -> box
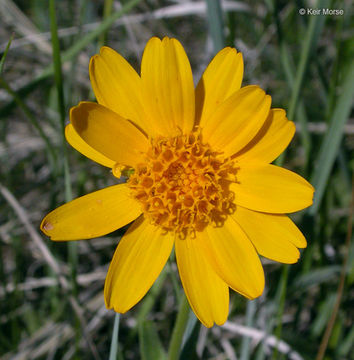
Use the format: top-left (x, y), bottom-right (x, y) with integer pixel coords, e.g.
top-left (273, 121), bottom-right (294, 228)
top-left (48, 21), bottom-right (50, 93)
top-left (127, 132), bottom-right (238, 237)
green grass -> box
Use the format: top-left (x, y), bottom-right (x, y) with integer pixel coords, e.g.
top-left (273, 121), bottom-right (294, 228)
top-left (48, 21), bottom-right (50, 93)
top-left (0, 0), bottom-right (353, 359)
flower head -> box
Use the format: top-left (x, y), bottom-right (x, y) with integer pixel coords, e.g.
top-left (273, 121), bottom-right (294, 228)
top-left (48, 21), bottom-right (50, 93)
top-left (41, 37), bottom-right (314, 327)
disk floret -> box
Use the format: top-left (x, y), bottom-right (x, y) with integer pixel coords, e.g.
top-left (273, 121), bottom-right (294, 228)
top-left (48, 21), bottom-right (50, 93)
top-left (128, 132), bottom-right (238, 237)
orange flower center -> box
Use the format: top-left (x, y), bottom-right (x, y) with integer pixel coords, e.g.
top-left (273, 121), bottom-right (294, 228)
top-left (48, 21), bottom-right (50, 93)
top-left (127, 132), bottom-right (238, 237)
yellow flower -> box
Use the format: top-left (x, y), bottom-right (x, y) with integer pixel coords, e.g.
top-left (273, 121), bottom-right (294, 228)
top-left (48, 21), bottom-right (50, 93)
top-left (40, 37), bottom-right (314, 327)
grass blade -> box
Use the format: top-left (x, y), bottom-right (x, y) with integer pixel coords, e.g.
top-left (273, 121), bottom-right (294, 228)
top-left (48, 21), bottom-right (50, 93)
top-left (49, 0), bottom-right (77, 281)
top-left (179, 313), bottom-right (200, 360)
top-left (205, 0), bottom-right (225, 52)
top-left (49, 0), bottom-right (65, 133)
top-left (49, 0), bottom-right (72, 200)
top-left (139, 320), bottom-right (167, 360)
top-left (309, 61), bottom-right (354, 215)
top-left (99, 0), bottom-right (114, 46)
top-left (0, 33), bottom-right (14, 74)
top-left (288, 0), bottom-right (330, 121)
top-left (279, 43), bottom-right (311, 165)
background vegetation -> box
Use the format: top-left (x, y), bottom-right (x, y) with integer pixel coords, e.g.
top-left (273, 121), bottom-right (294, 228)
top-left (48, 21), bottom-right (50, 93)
top-left (0, 0), bottom-right (353, 359)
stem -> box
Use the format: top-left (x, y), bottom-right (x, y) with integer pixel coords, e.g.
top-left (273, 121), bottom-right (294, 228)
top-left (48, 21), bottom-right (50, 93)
top-left (168, 294), bottom-right (190, 360)
top-left (271, 265), bottom-right (289, 360)
top-left (109, 313), bottom-right (121, 360)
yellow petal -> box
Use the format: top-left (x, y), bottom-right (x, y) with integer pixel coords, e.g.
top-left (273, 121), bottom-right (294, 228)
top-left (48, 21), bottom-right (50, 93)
top-left (196, 47), bottom-right (243, 127)
top-left (204, 217), bottom-right (265, 299)
top-left (235, 109), bottom-right (295, 163)
top-left (175, 234), bottom-right (229, 327)
top-left (70, 102), bottom-right (149, 168)
top-left (89, 46), bottom-right (150, 135)
top-left (65, 124), bottom-right (115, 168)
top-left (104, 216), bottom-right (174, 313)
top-left (202, 86), bottom-right (271, 157)
top-left (232, 206), bottom-right (306, 264)
top-left (141, 37), bottom-right (195, 136)
top-left (231, 163), bottom-right (314, 213)
top-left (41, 184), bottom-right (142, 240)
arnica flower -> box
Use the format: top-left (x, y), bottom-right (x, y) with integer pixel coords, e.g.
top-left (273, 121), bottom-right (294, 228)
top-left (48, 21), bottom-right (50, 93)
top-left (41, 37), bottom-right (314, 327)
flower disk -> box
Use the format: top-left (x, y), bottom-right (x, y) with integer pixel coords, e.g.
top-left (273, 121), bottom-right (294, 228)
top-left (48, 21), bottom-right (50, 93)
top-left (126, 132), bottom-right (238, 237)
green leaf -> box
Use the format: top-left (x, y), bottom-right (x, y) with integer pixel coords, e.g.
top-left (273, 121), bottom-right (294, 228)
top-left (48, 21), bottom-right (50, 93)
top-left (139, 320), bottom-right (167, 360)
